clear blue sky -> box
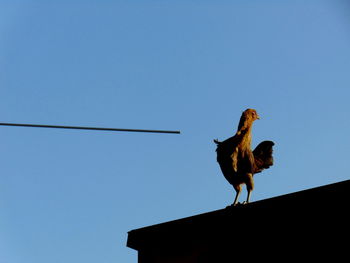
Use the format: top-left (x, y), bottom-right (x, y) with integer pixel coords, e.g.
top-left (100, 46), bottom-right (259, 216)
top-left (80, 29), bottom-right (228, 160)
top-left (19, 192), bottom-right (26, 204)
top-left (1, 1), bottom-right (350, 262)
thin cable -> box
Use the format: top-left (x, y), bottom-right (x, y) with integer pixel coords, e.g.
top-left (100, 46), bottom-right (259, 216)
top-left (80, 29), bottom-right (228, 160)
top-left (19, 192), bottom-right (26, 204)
top-left (0, 122), bottom-right (180, 134)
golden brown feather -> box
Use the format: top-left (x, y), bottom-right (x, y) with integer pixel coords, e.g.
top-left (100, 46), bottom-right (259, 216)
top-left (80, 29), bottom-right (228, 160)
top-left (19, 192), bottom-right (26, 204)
top-left (214, 109), bottom-right (274, 205)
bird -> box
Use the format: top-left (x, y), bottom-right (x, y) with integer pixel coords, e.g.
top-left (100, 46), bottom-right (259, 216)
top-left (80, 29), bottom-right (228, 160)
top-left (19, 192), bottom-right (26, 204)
top-left (214, 109), bottom-right (274, 206)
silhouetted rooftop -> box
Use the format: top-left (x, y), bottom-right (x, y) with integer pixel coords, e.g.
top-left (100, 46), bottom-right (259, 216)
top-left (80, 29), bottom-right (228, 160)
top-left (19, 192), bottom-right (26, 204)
top-left (127, 180), bottom-right (350, 262)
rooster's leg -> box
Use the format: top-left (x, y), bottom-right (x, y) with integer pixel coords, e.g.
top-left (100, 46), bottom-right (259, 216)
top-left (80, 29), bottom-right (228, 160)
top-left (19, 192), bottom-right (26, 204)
top-left (246, 190), bottom-right (252, 204)
top-left (233, 185), bottom-right (242, 206)
top-left (244, 173), bottom-right (254, 204)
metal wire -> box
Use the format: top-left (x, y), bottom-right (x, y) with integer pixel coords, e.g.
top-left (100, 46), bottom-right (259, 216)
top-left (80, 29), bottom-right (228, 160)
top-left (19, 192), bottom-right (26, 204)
top-left (0, 122), bottom-right (180, 134)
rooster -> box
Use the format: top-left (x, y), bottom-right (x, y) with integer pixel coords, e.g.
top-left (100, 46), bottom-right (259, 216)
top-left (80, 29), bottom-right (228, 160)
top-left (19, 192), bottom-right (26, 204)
top-left (214, 109), bottom-right (274, 206)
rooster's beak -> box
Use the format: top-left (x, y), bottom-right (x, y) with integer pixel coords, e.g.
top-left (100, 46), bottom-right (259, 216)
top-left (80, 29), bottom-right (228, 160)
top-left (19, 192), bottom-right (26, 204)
top-left (256, 114), bottom-right (260, 120)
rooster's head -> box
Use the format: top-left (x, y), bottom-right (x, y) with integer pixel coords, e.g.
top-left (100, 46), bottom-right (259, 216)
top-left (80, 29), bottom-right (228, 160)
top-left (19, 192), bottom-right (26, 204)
top-left (243, 108), bottom-right (260, 121)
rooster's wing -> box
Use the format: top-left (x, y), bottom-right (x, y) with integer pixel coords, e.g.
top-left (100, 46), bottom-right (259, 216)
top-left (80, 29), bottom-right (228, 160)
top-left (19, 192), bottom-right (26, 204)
top-left (214, 136), bottom-right (240, 173)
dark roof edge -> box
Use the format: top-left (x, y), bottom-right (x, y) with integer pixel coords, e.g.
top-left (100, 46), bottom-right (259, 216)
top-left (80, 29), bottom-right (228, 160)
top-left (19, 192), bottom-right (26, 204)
top-left (127, 179), bottom-right (350, 250)
top-left (129, 179), bottom-right (350, 233)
